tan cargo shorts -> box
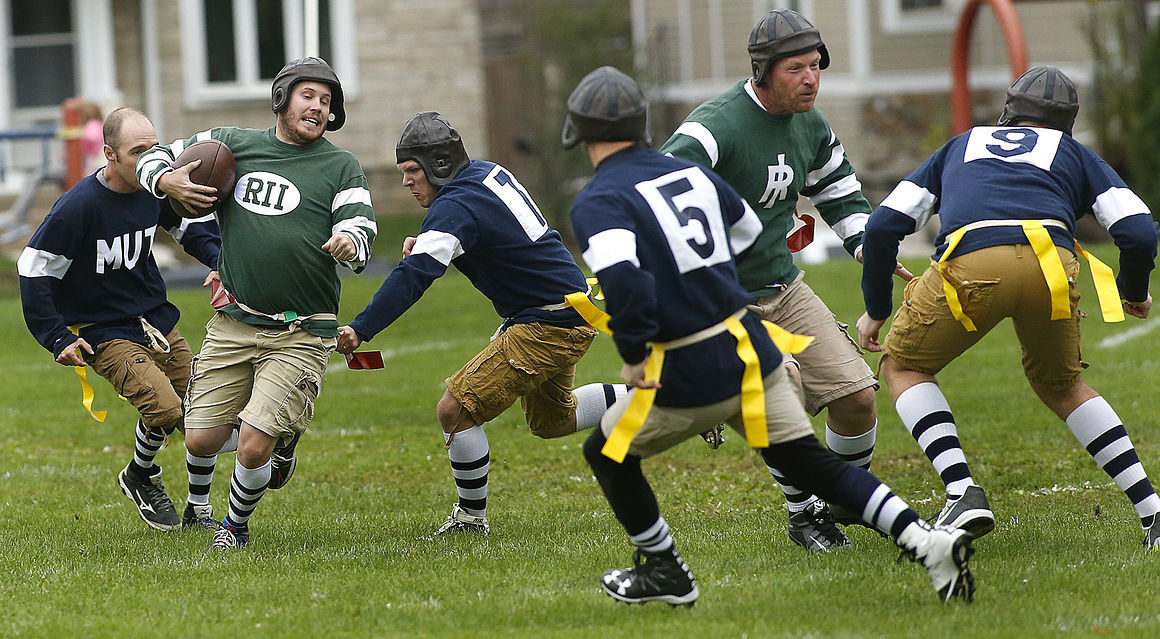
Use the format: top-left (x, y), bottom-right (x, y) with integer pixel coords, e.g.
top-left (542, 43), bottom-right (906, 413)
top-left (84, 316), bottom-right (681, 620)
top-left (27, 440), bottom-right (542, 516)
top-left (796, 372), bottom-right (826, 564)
top-left (883, 244), bottom-right (1083, 391)
top-left (87, 328), bottom-right (193, 431)
top-left (445, 321), bottom-right (598, 438)
top-left (748, 270), bottom-right (877, 415)
top-left (599, 364), bottom-right (813, 459)
top-left (184, 311), bottom-right (335, 440)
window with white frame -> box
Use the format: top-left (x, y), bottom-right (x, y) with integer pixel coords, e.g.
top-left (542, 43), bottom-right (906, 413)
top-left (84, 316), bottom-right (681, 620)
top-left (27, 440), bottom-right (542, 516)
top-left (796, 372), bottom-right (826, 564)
top-left (8, 0), bottom-right (76, 111)
top-left (180, 0), bottom-right (358, 107)
top-left (880, 0), bottom-right (962, 34)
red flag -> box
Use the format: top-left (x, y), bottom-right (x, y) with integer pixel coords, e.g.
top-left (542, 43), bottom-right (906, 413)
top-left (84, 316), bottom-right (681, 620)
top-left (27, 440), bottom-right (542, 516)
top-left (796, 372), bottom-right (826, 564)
top-left (787, 210), bottom-right (815, 253)
top-left (210, 279), bottom-right (235, 309)
top-left (345, 351), bottom-right (385, 370)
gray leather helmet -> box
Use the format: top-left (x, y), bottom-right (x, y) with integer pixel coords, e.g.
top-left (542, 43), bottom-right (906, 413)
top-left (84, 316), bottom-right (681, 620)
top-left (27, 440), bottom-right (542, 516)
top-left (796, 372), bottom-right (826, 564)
top-left (561, 65), bottom-right (649, 150)
top-left (396, 111), bottom-right (471, 187)
top-left (748, 9), bottom-right (829, 86)
top-left (271, 56), bottom-right (345, 131)
top-left (997, 65), bottom-right (1079, 135)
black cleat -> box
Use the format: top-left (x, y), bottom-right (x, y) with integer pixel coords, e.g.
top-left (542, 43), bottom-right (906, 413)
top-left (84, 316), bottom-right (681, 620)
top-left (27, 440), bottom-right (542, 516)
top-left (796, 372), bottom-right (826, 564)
top-left (600, 548), bottom-right (699, 607)
top-left (117, 464), bottom-right (180, 531)
top-left (787, 500), bottom-right (851, 551)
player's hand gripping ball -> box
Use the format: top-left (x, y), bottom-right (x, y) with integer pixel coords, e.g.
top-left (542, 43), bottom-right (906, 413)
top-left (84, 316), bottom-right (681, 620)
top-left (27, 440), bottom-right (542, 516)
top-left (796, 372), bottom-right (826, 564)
top-left (169, 139), bottom-right (236, 217)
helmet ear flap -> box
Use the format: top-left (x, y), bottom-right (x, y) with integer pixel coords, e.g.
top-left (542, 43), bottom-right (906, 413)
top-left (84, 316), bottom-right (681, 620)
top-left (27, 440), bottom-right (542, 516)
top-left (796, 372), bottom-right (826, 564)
top-left (272, 86), bottom-right (288, 113)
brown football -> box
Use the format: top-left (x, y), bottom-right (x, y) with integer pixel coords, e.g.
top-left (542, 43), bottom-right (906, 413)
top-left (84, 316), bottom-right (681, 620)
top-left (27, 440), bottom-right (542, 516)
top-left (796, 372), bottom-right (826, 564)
top-left (168, 139), bottom-right (236, 217)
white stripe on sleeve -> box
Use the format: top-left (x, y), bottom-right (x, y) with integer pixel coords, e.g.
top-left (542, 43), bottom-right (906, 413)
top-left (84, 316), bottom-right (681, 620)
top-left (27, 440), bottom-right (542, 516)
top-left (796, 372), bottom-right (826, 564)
top-left (730, 200), bottom-right (762, 254)
top-left (879, 180), bottom-right (937, 230)
top-left (830, 212), bottom-right (869, 241)
top-left (412, 229), bottom-right (464, 266)
top-left (582, 228), bottom-right (639, 273)
top-left (331, 186), bottom-right (373, 211)
top-left (18, 247), bottom-right (72, 279)
top-left (672, 122), bottom-right (719, 168)
top-left (1093, 187), bottom-right (1150, 230)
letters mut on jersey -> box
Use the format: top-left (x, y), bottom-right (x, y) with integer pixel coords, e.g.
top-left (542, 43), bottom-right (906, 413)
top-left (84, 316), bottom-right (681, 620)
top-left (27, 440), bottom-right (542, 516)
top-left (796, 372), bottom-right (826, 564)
top-left (18, 172), bottom-right (220, 357)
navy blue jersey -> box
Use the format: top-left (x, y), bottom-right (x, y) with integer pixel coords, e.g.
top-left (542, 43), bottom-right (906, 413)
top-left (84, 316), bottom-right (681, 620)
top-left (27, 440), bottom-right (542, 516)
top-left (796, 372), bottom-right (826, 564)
top-left (569, 146), bottom-right (781, 407)
top-left (18, 172), bottom-right (220, 357)
top-left (349, 160), bottom-right (588, 340)
top-left (863, 126), bottom-right (1157, 319)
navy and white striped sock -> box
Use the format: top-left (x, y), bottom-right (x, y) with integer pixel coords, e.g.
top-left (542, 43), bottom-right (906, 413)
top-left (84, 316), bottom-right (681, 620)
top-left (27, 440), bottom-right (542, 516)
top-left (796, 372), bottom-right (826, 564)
top-left (226, 459), bottom-right (270, 529)
top-left (896, 382), bottom-right (975, 497)
top-left (447, 425), bottom-right (489, 517)
top-left (573, 383), bottom-right (630, 432)
top-left (1066, 396), bottom-right (1160, 528)
top-left (630, 516), bottom-right (674, 554)
top-left (765, 463), bottom-right (816, 513)
top-left (186, 451), bottom-right (215, 507)
top-left (129, 419), bottom-right (165, 476)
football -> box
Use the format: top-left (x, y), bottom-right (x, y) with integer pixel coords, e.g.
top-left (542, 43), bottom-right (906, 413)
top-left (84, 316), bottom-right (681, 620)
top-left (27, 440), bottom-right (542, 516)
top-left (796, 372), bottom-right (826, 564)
top-left (168, 139), bottom-right (236, 217)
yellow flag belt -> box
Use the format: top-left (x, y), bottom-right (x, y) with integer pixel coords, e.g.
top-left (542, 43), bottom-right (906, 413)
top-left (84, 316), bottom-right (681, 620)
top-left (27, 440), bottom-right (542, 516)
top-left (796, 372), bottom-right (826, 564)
top-left (563, 290), bottom-right (813, 462)
top-left (938, 219), bottom-right (1123, 332)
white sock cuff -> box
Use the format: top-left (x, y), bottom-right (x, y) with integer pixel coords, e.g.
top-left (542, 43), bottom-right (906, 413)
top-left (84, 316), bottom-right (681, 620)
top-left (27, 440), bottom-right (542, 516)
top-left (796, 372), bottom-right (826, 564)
top-left (895, 382), bottom-right (952, 430)
top-left (825, 420), bottom-right (877, 452)
top-left (1065, 396), bottom-right (1118, 446)
top-left (233, 458), bottom-right (272, 490)
top-left (447, 425), bottom-right (489, 463)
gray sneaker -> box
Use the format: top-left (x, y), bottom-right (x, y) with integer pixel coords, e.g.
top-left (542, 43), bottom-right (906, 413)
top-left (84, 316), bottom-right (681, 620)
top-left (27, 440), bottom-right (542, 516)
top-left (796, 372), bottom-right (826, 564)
top-left (934, 485), bottom-right (995, 538)
top-left (428, 504), bottom-right (489, 538)
top-left (787, 500), bottom-right (851, 552)
top-left (117, 464), bottom-right (180, 531)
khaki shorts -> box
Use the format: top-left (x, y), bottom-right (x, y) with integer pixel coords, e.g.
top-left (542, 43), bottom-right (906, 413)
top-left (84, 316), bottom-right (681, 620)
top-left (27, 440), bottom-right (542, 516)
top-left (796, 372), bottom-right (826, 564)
top-left (749, 270), bottom-right (877, 415)
top-left (445, 322), bottom-right (598, 438)
top-left (883, 244), bottom-right (1083, 391)
top-left (87, 328), bottom-right (193, 431)
top-left (185, 311), bottom-right (335, 441)
top-left (600, 364), bottom-right (813, 458)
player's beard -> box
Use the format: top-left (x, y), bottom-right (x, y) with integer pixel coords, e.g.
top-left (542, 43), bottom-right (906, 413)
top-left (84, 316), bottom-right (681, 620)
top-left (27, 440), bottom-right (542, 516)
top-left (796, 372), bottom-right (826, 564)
top-left (277, 110), bottom-right (326, 146)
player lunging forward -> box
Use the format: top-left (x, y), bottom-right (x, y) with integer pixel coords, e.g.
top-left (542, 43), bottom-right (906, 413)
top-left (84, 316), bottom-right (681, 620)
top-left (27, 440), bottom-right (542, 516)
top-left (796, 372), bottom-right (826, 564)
top-left (337, 112), bottom-right (626, 537)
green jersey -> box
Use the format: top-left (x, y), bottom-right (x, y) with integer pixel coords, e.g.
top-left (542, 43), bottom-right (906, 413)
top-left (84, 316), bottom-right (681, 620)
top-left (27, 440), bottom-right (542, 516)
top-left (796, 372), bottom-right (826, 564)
top-left (139, 127), bottom-right (377, 336)
top-left (660, 80), bottom-right (870, 297)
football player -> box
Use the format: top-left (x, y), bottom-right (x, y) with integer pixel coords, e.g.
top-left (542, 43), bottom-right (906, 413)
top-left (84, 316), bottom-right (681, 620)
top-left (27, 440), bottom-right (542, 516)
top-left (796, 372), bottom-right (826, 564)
top-left (565, 65), bottom-right (975, 606)
top-left (337, 112), bottom-right (627, 537)
top-left (858, 65), bottom-right (1160, 549)
top-left (19, 107), bottom-right (222, 532)
top-left (139, 57), bottom-right (378, 550)
top-left (660, 9), bottom-right (912, 551)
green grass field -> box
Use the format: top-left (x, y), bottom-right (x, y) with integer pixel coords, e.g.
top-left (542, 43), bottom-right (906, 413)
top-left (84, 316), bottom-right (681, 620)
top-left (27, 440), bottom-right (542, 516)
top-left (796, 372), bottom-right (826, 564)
top-left (2, 251), bottom-right (1158, 638)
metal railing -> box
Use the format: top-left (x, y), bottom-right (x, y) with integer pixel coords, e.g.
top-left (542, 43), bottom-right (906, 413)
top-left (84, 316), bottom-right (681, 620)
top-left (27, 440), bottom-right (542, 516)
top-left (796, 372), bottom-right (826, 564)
top-left (0, 126), bottom-right (63, 244)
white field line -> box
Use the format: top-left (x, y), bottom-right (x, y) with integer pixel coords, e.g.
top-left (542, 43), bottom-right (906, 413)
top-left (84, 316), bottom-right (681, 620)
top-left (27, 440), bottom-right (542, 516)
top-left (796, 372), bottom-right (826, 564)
top-left (1095, 317), bottom-right (1160, 349)
top-left (325, 339), bottom-right (459, 374)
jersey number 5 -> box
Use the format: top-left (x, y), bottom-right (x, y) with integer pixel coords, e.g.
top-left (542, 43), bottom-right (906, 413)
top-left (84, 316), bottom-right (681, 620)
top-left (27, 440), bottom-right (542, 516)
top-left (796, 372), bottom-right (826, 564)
top-left (635, 167), bottom-right (731, 274)
top-left (483, 165), bottom-right (548, 242)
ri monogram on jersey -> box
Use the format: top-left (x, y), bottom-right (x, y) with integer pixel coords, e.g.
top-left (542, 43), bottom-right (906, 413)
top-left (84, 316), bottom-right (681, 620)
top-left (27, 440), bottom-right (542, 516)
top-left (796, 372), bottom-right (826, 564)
top-left (660, 80), bottom-right (871, 297)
